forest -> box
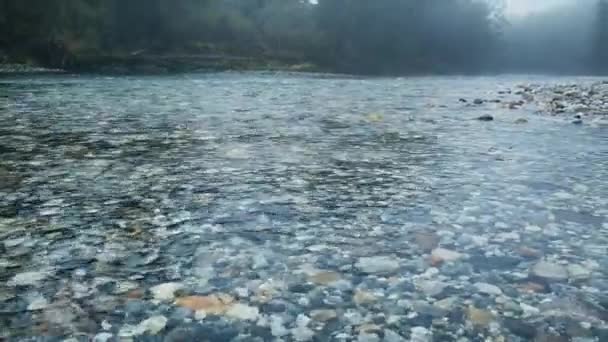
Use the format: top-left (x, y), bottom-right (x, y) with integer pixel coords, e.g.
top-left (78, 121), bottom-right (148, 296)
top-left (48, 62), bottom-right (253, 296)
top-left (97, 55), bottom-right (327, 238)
top-left (1, 0), bottom-right (607, 74)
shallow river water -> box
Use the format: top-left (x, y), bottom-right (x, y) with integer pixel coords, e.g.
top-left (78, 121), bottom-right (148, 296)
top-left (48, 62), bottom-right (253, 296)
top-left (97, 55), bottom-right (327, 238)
top-left (1, 72), bottom-right (607, 341)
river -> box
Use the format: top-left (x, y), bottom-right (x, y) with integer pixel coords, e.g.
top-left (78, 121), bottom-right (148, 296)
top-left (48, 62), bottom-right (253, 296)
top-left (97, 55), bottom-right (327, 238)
top-left (1, 72), bottom-right (607, 341)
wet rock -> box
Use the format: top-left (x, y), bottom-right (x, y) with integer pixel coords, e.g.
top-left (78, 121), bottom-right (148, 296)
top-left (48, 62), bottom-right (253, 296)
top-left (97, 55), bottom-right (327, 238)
top-left (383, 329), bottom-right (405, 342)
top-left (515, 118), bottom-right (528, 124)
top-left (519, 303), bottom-right (540, 317)
top-left (225, 303), bottom-right (259, 321)
top-left (503, 317), bottom-right (537, 339)
top-left (473, 99), bottom-right (484, 105)
top-left (416, 280), bottom-right (447, 297)
top-left (270, 315), bottom-right (289, 337)
top-left (572, 119), bottom-right (583, 125)
top-left (262, 299), bottom-right (287, 313)
top-left (410, 326), bottom-right (432, 342)
top-left (0, 167), bottom-right (22, 191)
top-left (568, 264), bottom-right (592, 280)
top-left (27, 296), bottom-right (49, 311)
top-left (414, 232), bottom-right (440, 252)
top-left (150, 282), bottom-right (183, 301)
top-left (170, 307), bottom-right (194, 321)
top-left (292, 314), bottom-right (315, 341)
top-left (164, 322), bottom-right (239, 342)
top-left (175, 294), bottom-right (235, 315)
top-left (358, 332), bottom-right (381, 342)
top-left (311, 309), bottom-right (338, 322)
top-left (8, 270), bottom-right (50, 286)
top-left (517, 247), bottom-right (543, 259)
top-left (138, 315), bottom-right (168, 335)
top-left (469, 255), bottom-right (521, 271)
top-left (93, 332), bottom-right (114, 342)
top-left (531, 261), bottom-right (568, 281)
top-left (309, 271), bottom-right (342, 285)
top-left (356, 256), bottom-right (400, 274)
top-left (431, 248), bottom-right (464, 265)
top-left (354, 290), bottom-right (378, 305)
top-left (289, 283), bottom-right (315, 293)
top-left (477, 114), bottom-right (493, 121)
top-left (467, 306), bottom-right (495, 327)
top-left (474, 282), bottom-right (503, 296)
top-left (459, 98), bottom-right (468, 103)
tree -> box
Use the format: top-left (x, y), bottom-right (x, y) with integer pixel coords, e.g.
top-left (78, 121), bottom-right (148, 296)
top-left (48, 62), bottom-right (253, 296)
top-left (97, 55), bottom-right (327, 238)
top-left (595, 0), bottom-right (608, 73)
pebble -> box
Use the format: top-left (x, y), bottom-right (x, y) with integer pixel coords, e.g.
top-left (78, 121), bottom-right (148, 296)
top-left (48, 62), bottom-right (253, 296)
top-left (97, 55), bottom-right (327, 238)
top-left (225, 303), bottom-right (259, 321)
top-left (150, 282), bottom-right (183, 301)
top-left (414, 232), bottom-right (440, 252)
top-left (292, 315), bottom-right (315, 341)
top-left (567, 264), bottom-right (592, 280)
top-left (93, 333), bottom-right (114, 342)
top-left (358, 332), bottom-right (381, 342)
top-left (27, 296), bottom-right (49, 311)
top-left (383, 329), bottom-right (405, 342)
top-left (139, 315), bottom-right (168, 335)
top-left (467, 307), bottom-right (495, 327)
top-left (416, 280), bottom-right (447, 297)
top-left (531, 261), bottom-right (569, 281)
top-left (309, 271), bottom-right (342, 285)
top-left (175, 294), bottom-right (235, 315)
top-left (355, 256), bottom-right (400, 274)
top-left (310, 309), bottom-right (338, 322)
top-left (8, 271), bottom-right (49, 286)
top-left (520, 303), bottom-right (540, 317)
top-left (474, 282), bottom-right (503, 296)
top-left (270, 315), bottom-right (289, 337)
top-left (354, 290), bottom-right (379, 305)
top-left (431, 248), bottom-right (464, 264)
top-left (477, 114), bottom-right (494, 121)
top-left (410, 327), bottom-right (432, 342)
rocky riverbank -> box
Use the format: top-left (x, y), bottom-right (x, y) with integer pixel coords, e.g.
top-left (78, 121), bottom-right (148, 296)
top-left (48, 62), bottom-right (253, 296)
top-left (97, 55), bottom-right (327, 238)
top-left (0, 63), bottom-right (64, 74)
top-left (461, 80), bottom-right (608, 126)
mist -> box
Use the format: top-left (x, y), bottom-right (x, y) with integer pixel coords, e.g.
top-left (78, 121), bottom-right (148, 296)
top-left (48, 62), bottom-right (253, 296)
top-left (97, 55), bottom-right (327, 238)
top-left (501, 0), bottom-right (601, 74)
top-left (0, 0), bottom-right (606, 75)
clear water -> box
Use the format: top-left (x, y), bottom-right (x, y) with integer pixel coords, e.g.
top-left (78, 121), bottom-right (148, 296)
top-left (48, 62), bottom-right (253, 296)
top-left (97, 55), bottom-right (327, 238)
top-left (0, 72), bottom-right (607, 340)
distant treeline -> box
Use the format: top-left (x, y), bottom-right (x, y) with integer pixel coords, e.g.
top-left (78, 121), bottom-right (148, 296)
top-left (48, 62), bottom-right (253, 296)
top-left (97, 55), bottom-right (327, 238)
top-left (0, 0), bottom-right (607, 74)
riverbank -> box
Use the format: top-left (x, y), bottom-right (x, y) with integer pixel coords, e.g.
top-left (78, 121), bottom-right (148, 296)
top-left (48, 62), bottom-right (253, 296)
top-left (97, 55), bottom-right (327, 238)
top-left (458, 80), bottom-right (608, 126)
top-left (0, 52), bottom-right (322, 76)
top-left (516, 81), bottom-right (608, 124)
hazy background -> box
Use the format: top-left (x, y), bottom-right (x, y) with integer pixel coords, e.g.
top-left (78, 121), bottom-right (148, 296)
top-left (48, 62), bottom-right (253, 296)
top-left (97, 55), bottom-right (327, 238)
top-left (0, 0), bottom-right (606, 75)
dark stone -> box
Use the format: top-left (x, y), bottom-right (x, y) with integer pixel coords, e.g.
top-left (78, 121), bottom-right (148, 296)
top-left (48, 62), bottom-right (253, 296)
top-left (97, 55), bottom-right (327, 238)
top-left (170, 307), bottom-right (194, 322)
top-left (572, 119), bottom-right (583, 125)
top-left (574, 114), bottom-right (582, 119)
top-left (459, 98), bottom-right (468, 103)
top-left (261, 300), bottom-right (287, 313)
top-left (503, 318), bottom-right (537, 339)
top-left (288, 283), bottom-right (314, 294)
top-left (247, 324), bottom-right (274, 341)
top-left (469, 255), bottom-right (522, 271)
top-left (208, 277), bottom-right (232, 289)
top-left (164, 322), bottom-right (239, 342)
top-left (473, 99), bottom-right (484, 105)
top-left (0, 203), bottom-right (17, 218)
top-left (593, 327), bottom-right (608, 340)
top-left (476, 114), bottom-right (494, 121)
top-left (124, 300), bottom-right (152, 322)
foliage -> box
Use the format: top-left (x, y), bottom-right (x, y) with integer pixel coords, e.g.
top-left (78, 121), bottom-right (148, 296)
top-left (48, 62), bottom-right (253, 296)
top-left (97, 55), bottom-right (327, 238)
top-left (0, 0), bottom-right (605, 74)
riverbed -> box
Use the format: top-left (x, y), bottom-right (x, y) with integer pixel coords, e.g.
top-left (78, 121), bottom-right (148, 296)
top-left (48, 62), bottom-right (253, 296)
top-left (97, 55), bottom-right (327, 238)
top-left (1, 72), bottom-right (607, 341)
